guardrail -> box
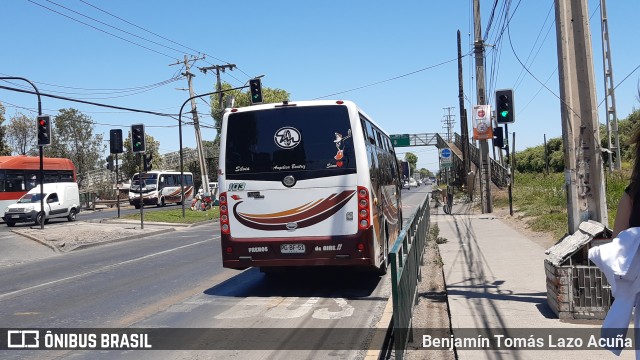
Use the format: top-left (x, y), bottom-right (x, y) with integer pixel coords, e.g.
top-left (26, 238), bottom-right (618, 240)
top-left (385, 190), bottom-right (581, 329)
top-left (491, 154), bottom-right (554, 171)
top-left (389, 195), bottom-right (430, 360)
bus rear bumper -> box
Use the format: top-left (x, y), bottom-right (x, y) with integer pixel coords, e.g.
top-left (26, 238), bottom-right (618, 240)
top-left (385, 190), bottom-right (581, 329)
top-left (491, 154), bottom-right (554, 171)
top-left (221, 229), bottom-right (377, 270)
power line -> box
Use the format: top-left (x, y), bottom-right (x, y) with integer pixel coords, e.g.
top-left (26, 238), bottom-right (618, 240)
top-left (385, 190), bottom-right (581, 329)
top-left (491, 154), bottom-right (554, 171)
top-left (313, 54), bottom-right (470, 99)
top-left (26, 0), bottom-right (178, 60)
top-left (0, 84), bottom-right (179, 118)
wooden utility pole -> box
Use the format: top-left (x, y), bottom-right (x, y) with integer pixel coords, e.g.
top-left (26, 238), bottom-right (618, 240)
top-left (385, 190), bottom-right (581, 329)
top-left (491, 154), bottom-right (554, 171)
top-left (473, 0), bottom-right (492, 213)
top-left (171, 55), bottom-right (210, 195)
top-left (458, 30), bottom-right (472, 200)
top-left (555, 0), bottom-right (608, 233)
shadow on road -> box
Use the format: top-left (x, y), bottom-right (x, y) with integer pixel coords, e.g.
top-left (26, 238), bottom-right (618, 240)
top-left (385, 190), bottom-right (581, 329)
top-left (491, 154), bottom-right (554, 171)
top-left (204, 267), bottom-right (384, 299)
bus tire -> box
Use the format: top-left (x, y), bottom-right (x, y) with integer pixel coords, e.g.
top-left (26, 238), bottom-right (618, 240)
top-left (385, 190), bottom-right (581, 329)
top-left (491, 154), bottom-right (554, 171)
top-left (134, 205), bottom-right (141, 209)
top-left (377, 224), bottom-right (389, 275)
top-left (6, 221), bottom-right (15, 227)
top-left (161, 197), bottom-right (166, 207)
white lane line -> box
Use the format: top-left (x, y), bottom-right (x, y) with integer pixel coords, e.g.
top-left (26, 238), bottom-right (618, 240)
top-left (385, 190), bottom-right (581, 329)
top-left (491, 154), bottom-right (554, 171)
top-left (0, 239), bottom-right (211, 301)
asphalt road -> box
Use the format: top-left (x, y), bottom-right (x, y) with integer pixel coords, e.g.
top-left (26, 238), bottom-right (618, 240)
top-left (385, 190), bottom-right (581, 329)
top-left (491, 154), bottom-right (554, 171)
top-left (0, 188), bottom-right (431, 360)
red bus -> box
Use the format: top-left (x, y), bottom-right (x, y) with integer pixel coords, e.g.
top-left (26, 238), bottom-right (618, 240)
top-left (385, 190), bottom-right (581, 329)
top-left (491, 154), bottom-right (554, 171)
top-left (0, 156), bottom-right (76, 216)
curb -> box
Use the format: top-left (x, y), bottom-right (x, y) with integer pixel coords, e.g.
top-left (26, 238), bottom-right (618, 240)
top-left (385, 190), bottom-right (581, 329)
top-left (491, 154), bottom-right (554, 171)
top-left (99, 219), bottom-right (214, 228)
top-left (12, 227), bottom-right (176, 253)
top-left (74, 227), bottom-right (176, 251)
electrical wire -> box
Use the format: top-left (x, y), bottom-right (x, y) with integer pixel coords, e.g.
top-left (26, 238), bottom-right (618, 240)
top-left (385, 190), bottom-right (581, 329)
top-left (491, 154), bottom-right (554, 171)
top-left (25, 0), bottom-right (178, 60)
top-left (313, 54), bottom-right (471, 99)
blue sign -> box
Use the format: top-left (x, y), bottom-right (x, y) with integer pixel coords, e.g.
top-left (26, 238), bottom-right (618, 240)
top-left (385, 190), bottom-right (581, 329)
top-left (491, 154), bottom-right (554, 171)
top-left (440, 148), bottom-right (451, 158)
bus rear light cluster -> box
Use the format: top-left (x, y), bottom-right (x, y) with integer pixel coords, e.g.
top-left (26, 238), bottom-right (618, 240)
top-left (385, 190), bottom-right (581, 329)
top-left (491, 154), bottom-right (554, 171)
top-left (357, 186), bottom-right (371, 230)
top-left (219, 192), bottom-right (230, 234)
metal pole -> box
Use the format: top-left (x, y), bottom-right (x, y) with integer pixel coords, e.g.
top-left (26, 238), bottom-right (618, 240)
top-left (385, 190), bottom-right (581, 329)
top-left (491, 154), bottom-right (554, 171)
top-left (505, 124), bottom-right (513, 216)
top-left (116, 153), bottom-right (120, 218)
top-left (0, 77), bottom-right (44, 228)
top-left (177, 85), bottom-right (249, 217)
top-left (139, 153), bottom-right (144, 229)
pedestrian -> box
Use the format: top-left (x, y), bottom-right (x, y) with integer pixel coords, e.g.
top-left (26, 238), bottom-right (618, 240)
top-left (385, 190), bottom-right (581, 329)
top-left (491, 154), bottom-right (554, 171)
top-left (613, 126), bottom-right (640, 238)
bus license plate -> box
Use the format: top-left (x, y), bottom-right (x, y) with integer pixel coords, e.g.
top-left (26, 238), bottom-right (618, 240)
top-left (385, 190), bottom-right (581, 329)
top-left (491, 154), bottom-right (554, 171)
top-left (281, 244), bottom-right (305, 254)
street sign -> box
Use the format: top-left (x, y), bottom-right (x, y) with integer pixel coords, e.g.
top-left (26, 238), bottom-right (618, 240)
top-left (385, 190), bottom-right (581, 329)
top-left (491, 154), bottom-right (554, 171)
top-left (440, 148), bottom-right (452, 169)
top-left (473, 105), bottom-right (493, 140)
top-left (390, 134), bottom-right (410, 147)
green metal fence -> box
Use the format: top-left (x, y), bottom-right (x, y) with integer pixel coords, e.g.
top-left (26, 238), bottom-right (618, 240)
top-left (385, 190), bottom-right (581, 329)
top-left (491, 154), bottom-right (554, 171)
top-left (389, 195), bottom-right (430, 360)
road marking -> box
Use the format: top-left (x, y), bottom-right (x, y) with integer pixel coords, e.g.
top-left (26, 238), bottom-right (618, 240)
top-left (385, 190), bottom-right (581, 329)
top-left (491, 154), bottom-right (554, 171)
top-left (312, 298), bottom-right (354, 319)
top-left (214, 296), bottom-right (354, 320)
top-left (0, 239), bottom-right (210, 301)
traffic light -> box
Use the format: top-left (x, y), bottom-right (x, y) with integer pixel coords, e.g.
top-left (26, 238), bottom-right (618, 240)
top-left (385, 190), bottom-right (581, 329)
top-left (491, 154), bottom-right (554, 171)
top-left (131, 124), bottom-right (145, 153)
top-left (110, 129), bottom-right (123, 154)
top-left (106, 155), bottom-right (114, 171)
top-left (37, 115), bottom-right (51, 146)
top-left (495, 89), bottom-right (514, 124)
top-left (493, 126), bottom-right (504, 149)
top-left (249, 78), bottom-right (263, 105)
top-left (144, 153), bottom-right (153, 172)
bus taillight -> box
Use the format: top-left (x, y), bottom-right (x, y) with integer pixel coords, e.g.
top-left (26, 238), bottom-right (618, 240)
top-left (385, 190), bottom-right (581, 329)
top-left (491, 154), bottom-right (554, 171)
top-left (219, 192), bottom-right (230, 234)
top-left (357, 186), bottom-right (370, 230)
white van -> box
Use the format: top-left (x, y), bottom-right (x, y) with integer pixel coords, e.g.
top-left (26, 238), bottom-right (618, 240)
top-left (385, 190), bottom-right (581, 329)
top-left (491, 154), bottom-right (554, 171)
top-left (2, 182), bottom-right (80, 227)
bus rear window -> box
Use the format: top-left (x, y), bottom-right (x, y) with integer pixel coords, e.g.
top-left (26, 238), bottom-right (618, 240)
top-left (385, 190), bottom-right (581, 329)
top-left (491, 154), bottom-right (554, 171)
top-left (224, 106), bottom-right (356, 179)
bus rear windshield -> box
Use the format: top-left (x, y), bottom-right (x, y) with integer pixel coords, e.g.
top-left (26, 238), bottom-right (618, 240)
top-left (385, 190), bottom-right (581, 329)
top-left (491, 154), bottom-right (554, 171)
top-left (225, 105), bottom-right (356, 180)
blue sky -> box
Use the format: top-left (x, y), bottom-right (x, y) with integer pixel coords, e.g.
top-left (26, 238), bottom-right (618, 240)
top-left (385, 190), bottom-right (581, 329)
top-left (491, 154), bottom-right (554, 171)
top-left (1, 0), bottom-right (639, 173)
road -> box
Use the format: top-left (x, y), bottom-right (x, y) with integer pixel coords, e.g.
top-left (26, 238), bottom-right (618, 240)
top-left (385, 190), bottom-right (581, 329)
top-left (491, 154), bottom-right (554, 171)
top-left (0, 186), bottom-right (432, 360)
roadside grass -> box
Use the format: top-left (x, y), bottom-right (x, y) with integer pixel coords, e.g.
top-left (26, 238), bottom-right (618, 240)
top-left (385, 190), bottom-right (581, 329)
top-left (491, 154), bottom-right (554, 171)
top-left (122, 207), bottom-right (219, 224)
top-left (492, 165), bottom-right (630, 239)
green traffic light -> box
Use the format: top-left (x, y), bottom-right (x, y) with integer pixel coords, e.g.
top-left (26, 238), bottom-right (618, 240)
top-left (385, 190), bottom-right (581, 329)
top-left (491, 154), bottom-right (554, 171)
top-left (500, 110), bottom-right (509, 118)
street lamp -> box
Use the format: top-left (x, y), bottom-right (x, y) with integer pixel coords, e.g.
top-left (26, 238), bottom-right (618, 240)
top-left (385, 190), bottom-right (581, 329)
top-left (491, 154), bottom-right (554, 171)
top-left (177, 84), bottom-right (250, 217)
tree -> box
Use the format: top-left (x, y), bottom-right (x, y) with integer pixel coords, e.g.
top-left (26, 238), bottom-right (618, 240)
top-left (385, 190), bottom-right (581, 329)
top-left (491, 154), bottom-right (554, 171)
top-left (209, 81), bottom-right (290, 141)
top-left (120, 132), bottom-right (161, 179)
top-left (47, 109), bottom-right (105, 188)
top-left (0, 102), bottom-right (10, 156)
top-left (404, 152), bottom-right (418, 174)
top-left (5, 112), bottom-right (36, 155)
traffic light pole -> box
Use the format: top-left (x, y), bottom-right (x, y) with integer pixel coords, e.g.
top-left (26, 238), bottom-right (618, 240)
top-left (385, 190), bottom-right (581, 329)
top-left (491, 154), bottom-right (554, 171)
top-left (177, 85), bottom-right (248, 218)
top-left (116, 153), bottom-right (120, 218)
top-left (0, 77), bottom-right (45, 228)
top-left (138, 153), bottom-right (144, 230)
top-left (505, 123), bottom-right (513, 216)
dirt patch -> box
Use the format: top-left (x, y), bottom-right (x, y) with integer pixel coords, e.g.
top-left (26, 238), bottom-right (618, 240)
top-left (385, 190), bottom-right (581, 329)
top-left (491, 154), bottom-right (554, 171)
top-left (12, 222), bottom-right (173, 252)
top-left (492, 206), bottom-right (561, 250)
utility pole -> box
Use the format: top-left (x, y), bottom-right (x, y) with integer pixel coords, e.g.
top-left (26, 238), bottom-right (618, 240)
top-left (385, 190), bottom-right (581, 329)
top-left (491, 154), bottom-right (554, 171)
top-left (599, 0), bottom-right (621, 171)
top-left (458, 30), bottom-right (472, 200)
top-left (473, 0), bottom-right (492, 213)
top-left (442, 107), bottom-right (455, 143)
top-left (555, 0), bottom-right (608, 233)
top-left (200, 64), bottom-right (236, 132)
top-left (171, 55), bottom-right (210, 195)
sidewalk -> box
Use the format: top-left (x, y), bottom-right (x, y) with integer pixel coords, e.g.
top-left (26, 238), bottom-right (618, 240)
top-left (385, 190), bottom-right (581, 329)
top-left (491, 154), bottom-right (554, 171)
top-left (432, 202), bottom-right (634, 359)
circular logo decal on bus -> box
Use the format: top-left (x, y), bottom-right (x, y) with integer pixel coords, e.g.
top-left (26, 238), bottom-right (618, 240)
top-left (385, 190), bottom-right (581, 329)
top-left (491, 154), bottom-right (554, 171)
top-left (274, 127), bottom-right (302, 149)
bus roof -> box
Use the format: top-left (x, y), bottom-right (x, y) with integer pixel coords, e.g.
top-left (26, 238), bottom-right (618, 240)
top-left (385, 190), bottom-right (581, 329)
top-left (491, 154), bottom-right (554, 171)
top-left (224, 100), bottom-right (389, 137)
top-left (0, 155), bottom-right (75, 171)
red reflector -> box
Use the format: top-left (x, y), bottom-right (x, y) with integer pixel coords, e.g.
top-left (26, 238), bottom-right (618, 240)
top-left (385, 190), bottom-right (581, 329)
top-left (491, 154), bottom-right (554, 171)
top-left (357, 243), bottom-right (365, 251)
top-left (226, 246), bottom-right (233, 253)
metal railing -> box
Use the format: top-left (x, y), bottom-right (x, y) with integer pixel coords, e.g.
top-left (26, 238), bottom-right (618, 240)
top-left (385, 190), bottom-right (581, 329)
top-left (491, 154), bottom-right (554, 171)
top-left (389, 195), bottom-right (430, 360)
top-left (453, 133), bottom-right (508, 188)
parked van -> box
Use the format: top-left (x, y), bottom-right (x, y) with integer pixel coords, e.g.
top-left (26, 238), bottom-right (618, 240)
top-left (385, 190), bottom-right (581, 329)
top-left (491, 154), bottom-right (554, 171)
top-left (2, 182), bottom-right (80, 227)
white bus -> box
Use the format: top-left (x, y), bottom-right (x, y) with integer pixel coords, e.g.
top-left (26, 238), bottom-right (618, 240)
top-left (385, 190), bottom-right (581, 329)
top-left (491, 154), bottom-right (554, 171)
top-left (218, 100), bottom-right (402, 274)
top-left (129, 170), bottom-right (194, 208)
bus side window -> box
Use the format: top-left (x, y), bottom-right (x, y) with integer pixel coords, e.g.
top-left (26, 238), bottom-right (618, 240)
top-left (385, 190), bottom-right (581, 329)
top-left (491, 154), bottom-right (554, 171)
top-left (364, 120), bottom-right (376, 145)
